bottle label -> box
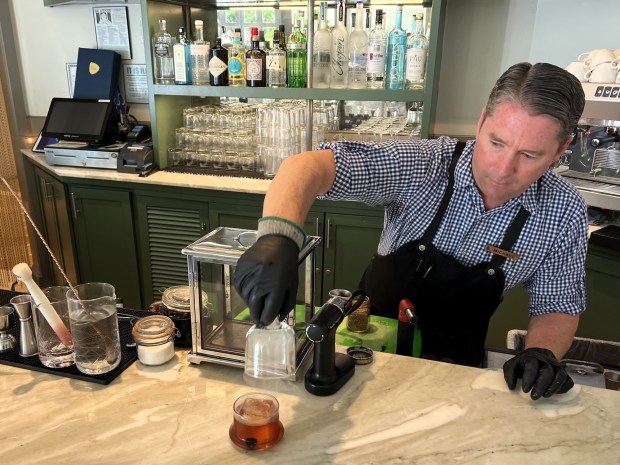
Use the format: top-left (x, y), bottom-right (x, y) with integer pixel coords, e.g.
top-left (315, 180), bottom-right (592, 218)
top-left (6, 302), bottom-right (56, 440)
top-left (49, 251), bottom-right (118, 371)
top-left (209, 56), bottom-right (228, 77)
top-left (190, 43), bottom-right (209, 56)
top-left (367, 44), bottom-right (386, 73)
top-left (154, 42), bottom-right (170, 58)
top-left (173, 45), bottom-right (187, 82)
top-left (246, 58), bottom-right (263, 80)
top-left (405, 49), bottom-right (427, 80)
top-left (331, 36), bottom-right (347, 76)
top-left (229, 55), bottom-right (244, 76)
top-left (266, 54), bottom-right (285, 71)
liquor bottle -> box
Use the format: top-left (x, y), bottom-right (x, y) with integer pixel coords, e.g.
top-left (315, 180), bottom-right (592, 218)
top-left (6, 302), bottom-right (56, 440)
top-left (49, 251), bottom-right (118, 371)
top-left (173, 27), bottom-right (192, 85)
top-left (152, 19), bottom-right (174, 85)
top-left (228, 32), bottom-right (246, 86)
top-left (330, 0), bottom-right (349, 89)
top-left (246, 32), bottom-right (267, 87)
top-left (312, 1), bottom-right (331, 89)
top-left (385, 4), bottom-right (407, 90)
top-left (278, 25), bottom-right (287, 51)
top-left (209, 38), bottom-right (229, 86)
top-left (366, 9), bottom-right (387, 89)
top-left (220, 26), bottom-right (232, 50)
top-left (348, 0), bottom-right (368, 89)
top-left (405, 13), bottom-right (429, 89)
top-left (287, 20), bottom-right (307, 88)
top-left (267, 31), bottom-right (287, 87)
top-left (191, 20), bottom-right (210, 86)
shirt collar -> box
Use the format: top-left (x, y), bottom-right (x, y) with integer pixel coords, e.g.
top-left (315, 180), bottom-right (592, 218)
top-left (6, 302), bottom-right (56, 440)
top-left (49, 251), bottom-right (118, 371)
top-left (453, 140), bottom-right (541, 214)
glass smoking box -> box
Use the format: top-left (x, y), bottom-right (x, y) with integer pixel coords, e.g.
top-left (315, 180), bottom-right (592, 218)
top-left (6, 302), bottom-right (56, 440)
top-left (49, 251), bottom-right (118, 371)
top-left (182, 227), bottom-right (320, 370)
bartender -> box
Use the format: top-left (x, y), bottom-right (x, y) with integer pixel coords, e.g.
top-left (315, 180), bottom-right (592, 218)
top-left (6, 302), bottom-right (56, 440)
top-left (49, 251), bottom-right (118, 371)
top-left (234, 62), bottom-right (587, 400)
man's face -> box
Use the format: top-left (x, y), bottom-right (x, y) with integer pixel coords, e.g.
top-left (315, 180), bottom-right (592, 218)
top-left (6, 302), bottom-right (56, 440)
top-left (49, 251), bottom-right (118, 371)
top-left (472, 101), bottom-right (572, 210)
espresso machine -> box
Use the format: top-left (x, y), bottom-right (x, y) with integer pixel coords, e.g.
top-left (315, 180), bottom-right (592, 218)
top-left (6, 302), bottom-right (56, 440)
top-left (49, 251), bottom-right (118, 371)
top-left (560, 82), bottom-right (620, 213)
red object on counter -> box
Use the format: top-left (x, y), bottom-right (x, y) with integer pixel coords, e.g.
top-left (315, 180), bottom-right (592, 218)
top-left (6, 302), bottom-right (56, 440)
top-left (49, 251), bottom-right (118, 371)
top-left (398, 299), bottom-right (415, 323)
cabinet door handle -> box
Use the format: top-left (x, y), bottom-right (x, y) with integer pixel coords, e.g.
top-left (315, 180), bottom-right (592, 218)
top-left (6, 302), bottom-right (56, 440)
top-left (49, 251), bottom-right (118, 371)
top-left (70, 192), bottom-right (79, 219)
top-left (325, 269), bottom-right (332, 276)
top-left (43, 181), bottom-right (54, 200)
top-left (315, 217), bottom-right (320, 237)
top-left (326, 219), bottom-right (331, 249)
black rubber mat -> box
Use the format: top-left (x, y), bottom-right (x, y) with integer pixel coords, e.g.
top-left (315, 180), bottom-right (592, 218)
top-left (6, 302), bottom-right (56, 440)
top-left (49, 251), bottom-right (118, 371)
top-left (0, 290), bottom-right (150, 385)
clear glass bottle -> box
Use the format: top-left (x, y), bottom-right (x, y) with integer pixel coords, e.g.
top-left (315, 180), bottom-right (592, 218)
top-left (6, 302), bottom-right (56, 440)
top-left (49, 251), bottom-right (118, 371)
top-left (246, 32), bottom-right (267, 87)
top-left (348, 0), bottom-right (368, 89)
top-left (267, 31), bottom-right (287, 87)
top-left (287, 20), bottom-right (307, 88)
top-left (209, 38), bottom-right (229, 86)
top-left (173, 26), bottom-right (192, 85)
top-left (366, 9), bottom-right (387, 89)
top-left (385, 4), bottom-right (407, 90)
top-left (330, 0), bottom-right (349, 89)
top-left (405, 13), bottom-right (429, 90)
top-left (312, 1), bottom-right (331, 89)
top-left (152, 19), bottom-right (174, 85)
top-left (191, 20), bottom-right (210, 86)
top-left (228, 32), bottom-right (246, 87)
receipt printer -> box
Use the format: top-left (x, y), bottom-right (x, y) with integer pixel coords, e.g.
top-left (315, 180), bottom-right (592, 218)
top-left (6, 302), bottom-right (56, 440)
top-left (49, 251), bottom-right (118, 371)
top-left (117, 143), bottom-right (154, 174)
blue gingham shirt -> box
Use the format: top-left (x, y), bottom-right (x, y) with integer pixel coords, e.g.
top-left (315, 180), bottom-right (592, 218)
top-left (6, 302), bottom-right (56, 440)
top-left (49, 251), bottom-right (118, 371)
top-left (318, 136), bottom-right (588, 317)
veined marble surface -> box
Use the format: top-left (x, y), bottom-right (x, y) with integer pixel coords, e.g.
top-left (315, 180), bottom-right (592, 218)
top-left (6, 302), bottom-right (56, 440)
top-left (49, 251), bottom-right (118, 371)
top-left (2, 349), bottom-right (619, 465)
top-left (22, 150), bottom-right (271, 195)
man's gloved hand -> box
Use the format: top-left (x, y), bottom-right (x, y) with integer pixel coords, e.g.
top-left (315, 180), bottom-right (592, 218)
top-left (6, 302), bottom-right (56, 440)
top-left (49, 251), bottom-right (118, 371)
top-left (503, 348), bottom-right (574, 400)
top-left (234, 234), bottom-right (299, 328)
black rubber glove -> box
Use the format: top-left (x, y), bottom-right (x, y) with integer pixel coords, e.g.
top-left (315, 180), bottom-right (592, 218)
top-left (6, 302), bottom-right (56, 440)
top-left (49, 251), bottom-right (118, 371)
top-left (233, 234), bottom-right (299, 328)
top-left (503, 348), bottom-right (574, 400)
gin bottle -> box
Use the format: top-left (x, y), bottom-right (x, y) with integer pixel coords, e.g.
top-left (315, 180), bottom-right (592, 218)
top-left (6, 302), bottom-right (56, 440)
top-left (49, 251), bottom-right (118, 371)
top-left (152, 19), bottom-right (174, 85)
top-left (228, 32), bottom-right (246, 86)
top-left (287, 20), bottom-right (307, 88)
top-left (209, 38), bottom-right (229, 86)
top-left (348, 0), bottom-right (368, 89)
top-left (385, 4), bottom-right (407, 90)
top-left (267, 31), bottom-right (287, 87)
top-left (312, 1), bottom-right (331, 88)
top-left (246, 32), bottom-right (267, 87)
top-left (330, 0), bottom-right (349, 89)
top-left (191, 20), bottom-right (210, 86)
top-left (405, 13), bottom-right (429, 89)
top-left (173, 27), bottom-right (192, 85)
top-left (366, 9), bottom-right (387, 88)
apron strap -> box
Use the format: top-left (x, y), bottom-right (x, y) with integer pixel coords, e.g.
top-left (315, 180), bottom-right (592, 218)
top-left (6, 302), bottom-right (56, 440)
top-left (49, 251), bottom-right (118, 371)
top-left (488, 206), bottom-right (530, 270)
top-left (418, 141), bottom-right (466, 247)
top-left (488, 178), bottom-right (540, 270)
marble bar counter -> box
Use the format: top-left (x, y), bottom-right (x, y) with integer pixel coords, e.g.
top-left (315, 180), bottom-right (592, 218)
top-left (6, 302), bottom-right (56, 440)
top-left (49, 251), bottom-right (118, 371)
top-left (2, 348), bottom-right (619, 465)
top-left (21, 150), bottom-right (272, 195)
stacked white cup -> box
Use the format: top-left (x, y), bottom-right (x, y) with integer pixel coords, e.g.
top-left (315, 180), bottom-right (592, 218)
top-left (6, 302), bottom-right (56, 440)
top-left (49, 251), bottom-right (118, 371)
top-left (566, 48), bottom-right (620, 83)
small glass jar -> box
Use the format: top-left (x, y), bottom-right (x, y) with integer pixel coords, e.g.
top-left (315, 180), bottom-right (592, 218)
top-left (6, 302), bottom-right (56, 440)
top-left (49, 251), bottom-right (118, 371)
top-left (132, 315), bottom-right (176, 366)
top-left (346, 296), bottom-right (371, 333)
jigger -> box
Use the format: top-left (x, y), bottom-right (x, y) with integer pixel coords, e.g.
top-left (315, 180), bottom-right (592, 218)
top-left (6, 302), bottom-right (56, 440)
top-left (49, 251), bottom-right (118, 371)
top-left (10, 295), bottom-right (38, 357)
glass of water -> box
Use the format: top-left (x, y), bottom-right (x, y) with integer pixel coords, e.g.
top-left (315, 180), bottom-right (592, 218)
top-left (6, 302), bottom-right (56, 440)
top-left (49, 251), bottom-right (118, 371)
top-left (67, 283), bottom-right (121, 375)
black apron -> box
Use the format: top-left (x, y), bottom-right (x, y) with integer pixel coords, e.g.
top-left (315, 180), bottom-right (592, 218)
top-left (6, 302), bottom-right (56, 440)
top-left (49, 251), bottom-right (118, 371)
top-left (359, 142), bottom-right (530, 366)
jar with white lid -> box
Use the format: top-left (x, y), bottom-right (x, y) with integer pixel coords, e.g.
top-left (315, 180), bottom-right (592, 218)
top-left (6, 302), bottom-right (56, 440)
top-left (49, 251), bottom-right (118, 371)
top-left (132, 315), bottom-right (177, 366)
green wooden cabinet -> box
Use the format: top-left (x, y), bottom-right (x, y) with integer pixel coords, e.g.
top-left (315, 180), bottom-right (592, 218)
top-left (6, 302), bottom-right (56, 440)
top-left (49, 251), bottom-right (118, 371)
top-left (68, 185), bottom-right (142, 309)
top-left (320, 213), bottom-right (384, 303)
top-left (208, 199), bottom-right (263, 230)
top-left (32, 166), bottom-right (78, 287)
top-left (486, 242), bottom-right (620, 348)
top-left (134, 193), bottom-right (209, 305)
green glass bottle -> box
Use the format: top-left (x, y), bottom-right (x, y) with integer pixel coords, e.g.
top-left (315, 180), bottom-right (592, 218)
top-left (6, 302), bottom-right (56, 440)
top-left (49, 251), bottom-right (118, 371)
top-left (286, 20), bottom-right (307, 88)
